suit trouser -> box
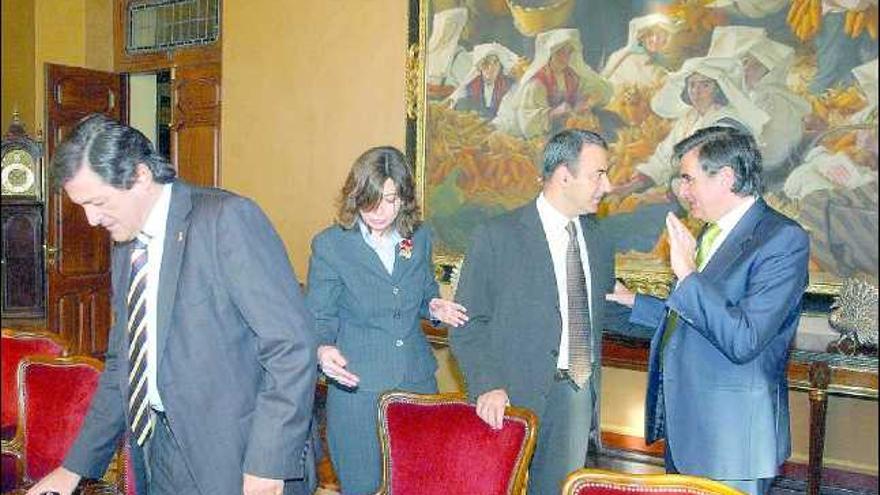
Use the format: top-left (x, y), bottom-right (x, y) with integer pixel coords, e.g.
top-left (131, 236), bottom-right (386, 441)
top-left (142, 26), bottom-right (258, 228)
top-left (527, 373), bottom-right (595, 495)
top-left (326, 376), bottom-right (438, 495)
top-left (143, 411), bottom-right (315, 495)
top-left (664, 428), bottom-right (774, 495)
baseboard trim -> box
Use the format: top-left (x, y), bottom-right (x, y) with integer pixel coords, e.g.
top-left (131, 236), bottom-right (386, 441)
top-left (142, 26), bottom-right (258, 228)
top-left (601, 431), bottom-right (665, 457)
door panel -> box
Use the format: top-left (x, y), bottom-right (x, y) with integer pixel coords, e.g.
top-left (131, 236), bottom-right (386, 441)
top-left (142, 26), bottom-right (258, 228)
top-left (45, 63), bottom-right (125, 357)
top-left (171, 63), bottom-right (220, 187)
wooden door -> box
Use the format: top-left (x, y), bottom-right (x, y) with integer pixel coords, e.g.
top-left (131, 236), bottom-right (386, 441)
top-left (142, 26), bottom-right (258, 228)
top-left (45, 63), bottom-right (126, 357)
top-left (171, 63), bottom-right (220, 187)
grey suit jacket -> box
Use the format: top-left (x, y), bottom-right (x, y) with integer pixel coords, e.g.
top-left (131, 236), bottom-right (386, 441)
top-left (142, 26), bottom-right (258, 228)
top-left (64, 181), bottom-right (318, 495)
top-left (306, 224), bottom-right (439, 392)
top-left (450, 200), bottom-right (636, 439)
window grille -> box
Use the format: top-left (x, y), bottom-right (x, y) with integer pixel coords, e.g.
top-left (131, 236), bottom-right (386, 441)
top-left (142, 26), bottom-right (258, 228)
top-left (127, 0), bottom-right (220, 54)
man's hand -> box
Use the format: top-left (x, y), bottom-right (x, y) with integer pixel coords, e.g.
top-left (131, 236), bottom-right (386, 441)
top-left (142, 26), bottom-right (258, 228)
top-left (243, 473), bottom-right (283, 495)
top-left (429, 298), bottom-right (469, 327)
top-left (666, 212), bottom-right (696, 280)
top-left (25, 466), bottom-right (81, 495)
top-left (317, 345), bottom-right (360, 388)
top-left (476, 389), bottom-right (509, 430)
top-left (605, 280), bottom-right (635, 308)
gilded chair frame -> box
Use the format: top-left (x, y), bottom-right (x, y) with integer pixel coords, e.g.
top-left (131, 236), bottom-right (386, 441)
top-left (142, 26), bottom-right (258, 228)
top-left (562, 468), bottom-right (746, 495)
top-left (375, 391), bottom-right (538, 495)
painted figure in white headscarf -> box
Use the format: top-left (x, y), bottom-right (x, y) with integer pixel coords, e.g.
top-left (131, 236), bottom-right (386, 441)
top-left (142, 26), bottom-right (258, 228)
top-left (708, 26), bottom-right (811, 180)
top-left (448, 42), bottom-right (520, 120)
top-left (784, 58), bottom-right (878, 200)
top-left (786, 58), bottom-right (878, 279)
top-left (615, 56), bottom-right (769, 196)
top-left (427, 8), bottom-right (472, 91)
top-left (493, 28), bottom-right (613, 139)
top-left (602, 14), bottom-right (680, 90)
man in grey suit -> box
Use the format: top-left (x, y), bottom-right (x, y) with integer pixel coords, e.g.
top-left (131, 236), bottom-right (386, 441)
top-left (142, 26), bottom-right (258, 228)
top-left (450, 129), bottom-right (639, 495)
top-left (27, 114), bottom-right (317, 495)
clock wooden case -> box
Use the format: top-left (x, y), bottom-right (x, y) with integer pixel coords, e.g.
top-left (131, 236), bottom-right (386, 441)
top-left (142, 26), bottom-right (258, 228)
top-left (1, 115), bottom-right (46, 319)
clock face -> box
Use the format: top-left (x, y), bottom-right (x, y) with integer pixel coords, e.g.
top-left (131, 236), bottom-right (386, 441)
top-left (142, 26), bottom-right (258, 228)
top-left (1, 148), bottom-right (38, 197)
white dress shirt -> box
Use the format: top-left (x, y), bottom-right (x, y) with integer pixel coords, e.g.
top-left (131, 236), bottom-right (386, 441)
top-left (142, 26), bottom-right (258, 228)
top-left (701, 196), bottom-right (756, 268)
top-left (536, 194), bottom-right (594, 370)
top-left (358, 220), bottom-right (402, 275)
top-left (140, 182), bottom-right (173, 411)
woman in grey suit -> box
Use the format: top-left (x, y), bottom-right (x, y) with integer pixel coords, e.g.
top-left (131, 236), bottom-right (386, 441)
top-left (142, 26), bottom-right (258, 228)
top-left (306, 147), bottom-right (467, 494)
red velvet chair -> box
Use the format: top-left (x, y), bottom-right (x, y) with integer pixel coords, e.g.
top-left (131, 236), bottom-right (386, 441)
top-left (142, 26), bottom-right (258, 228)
top-left (1, 328), bottom-right (66, 444)
top-left (562, 469), bottom-right (745, 495)
top-left (375, 392), bottom-right (538, 495)
top-left (2, 355), bottom-right (103, 490)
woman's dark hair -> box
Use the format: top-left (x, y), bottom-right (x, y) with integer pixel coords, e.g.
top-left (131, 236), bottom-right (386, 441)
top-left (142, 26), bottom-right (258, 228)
top-left (336, 146), bottom-right (420, 238)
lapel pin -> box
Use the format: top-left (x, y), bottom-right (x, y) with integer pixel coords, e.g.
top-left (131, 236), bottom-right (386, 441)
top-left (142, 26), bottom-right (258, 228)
top-left (177, 231), bottom-right (184, 242)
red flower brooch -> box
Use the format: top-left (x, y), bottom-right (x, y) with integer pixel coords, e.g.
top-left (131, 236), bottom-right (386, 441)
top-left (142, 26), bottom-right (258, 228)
top-left (399, 238), bottom-right (414, 259)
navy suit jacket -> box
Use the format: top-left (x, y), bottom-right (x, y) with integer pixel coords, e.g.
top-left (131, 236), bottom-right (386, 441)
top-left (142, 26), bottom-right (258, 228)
top-left (306, 224), bottom-right (440, 392)
top-left (631, 199), bottom-right (809, 480)
top-left (64, 181), bottom-right (318, 494)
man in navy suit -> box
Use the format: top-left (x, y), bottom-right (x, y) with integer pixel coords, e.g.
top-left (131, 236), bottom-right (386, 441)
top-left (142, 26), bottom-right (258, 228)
top-left (609, 126), bottom-right (810, 495)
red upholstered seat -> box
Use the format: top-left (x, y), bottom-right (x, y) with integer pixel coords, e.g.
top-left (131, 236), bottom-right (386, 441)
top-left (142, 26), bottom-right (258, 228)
top-left (1, 329), bottom-right (66, 443)
top-left (562, 469), bottom-right (745, 495)
top-left (375, 392), bottom-right (538, 495)
top-left (10, 356), bottom-right (103, 485)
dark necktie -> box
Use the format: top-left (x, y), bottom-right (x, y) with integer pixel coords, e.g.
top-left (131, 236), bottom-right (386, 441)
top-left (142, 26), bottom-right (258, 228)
top-left (661, 223), bottom-right (722, 355)
top-left (565, 221), bottom-right (591, 388)
top-left (128, 236), bottom-right (152, 446)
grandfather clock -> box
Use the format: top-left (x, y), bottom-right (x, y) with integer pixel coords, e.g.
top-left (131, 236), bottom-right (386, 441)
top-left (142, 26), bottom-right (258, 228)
top-left (1, 113), bottom-right (45, 319)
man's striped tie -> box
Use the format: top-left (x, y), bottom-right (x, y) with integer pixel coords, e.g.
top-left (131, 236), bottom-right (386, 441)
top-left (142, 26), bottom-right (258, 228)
top-left (127, 236), bottom-right (152, 446)
top-left (566, 221), bottom-right (592, 388)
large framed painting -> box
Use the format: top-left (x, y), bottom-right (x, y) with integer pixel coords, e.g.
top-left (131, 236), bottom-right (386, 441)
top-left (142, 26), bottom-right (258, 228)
top-left (406, 0), bottom-right (879, 297)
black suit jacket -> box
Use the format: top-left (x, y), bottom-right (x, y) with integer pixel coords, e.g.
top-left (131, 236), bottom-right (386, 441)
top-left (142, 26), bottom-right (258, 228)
top-left (450, 200), bottom-right (637, 442)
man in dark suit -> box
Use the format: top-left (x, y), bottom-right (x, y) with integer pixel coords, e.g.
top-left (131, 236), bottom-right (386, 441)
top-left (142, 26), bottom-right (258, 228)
top-left (27, 114), bottom-right (317, 495)
top-left (450, 129), bottom-right (639, 495)
top-left (609, 126), bottom-right (810, 495)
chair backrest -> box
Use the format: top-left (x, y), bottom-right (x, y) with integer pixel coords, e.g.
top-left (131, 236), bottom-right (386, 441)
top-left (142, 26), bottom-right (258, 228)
top-left (1, 329), bottom-right (66, 437)
top-left (562, 469), bottom-right (745, 495)
top-left (376, 391), bottom-right (538, 495)
top-left (13, 355), bottom-right (103, 483)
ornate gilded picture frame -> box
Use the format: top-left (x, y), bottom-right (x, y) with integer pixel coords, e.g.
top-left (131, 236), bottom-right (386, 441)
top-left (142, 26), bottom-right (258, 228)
top-left (407, 0), bottom-right (879, 298)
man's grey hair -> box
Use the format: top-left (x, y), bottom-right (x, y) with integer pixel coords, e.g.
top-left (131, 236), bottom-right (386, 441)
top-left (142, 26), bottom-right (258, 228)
top-left (673, 125), bottom-right (763, 196)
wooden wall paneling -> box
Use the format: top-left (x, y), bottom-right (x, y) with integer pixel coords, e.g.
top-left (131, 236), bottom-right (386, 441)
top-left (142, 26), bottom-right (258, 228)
top-left (113, 0), bottom-right (221, 74)
top-left (171, 63), bottom-right (220, 187)
top-left (1, 202), bottom-right (45, 318)
top-left (45, 64), bottom-right (125, 357)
